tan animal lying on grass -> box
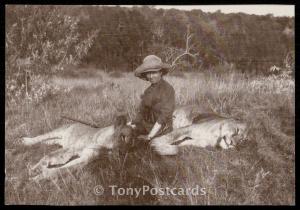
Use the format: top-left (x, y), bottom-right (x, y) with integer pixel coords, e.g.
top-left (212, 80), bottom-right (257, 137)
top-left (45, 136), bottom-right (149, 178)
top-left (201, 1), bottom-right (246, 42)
top-left (22, 115), bottom-right (133, 181)
top-left (21, 105), bottom-right (248, 181)
top-left (151, 113), bottom-right (249, 155)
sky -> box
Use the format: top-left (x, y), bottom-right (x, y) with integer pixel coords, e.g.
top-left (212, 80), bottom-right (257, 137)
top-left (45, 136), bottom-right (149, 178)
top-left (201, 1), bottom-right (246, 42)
top-left (117, 5), bottom-right (294, 17)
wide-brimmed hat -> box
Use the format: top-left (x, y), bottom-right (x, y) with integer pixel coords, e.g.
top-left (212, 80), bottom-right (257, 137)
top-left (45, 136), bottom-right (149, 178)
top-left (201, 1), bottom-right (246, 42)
top-left (134, 55), bottom-right (171, 79)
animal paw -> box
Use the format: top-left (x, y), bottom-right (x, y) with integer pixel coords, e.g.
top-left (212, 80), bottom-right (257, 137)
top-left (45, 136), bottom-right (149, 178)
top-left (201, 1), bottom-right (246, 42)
top-left (22, 137), bottom-right (34, 145)
top-left (28, 165), bottom-right (43, 178)
top-left (29, 166), bottom-right (59, 182)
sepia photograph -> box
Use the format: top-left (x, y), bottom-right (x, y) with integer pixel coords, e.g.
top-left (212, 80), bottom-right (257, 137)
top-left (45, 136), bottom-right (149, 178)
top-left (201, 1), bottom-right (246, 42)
top-left (5, 4), bottom-right (295, 205)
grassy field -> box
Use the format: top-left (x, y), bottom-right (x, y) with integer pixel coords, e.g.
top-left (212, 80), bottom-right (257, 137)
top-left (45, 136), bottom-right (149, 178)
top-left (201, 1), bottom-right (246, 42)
top-left (5, 68), bottom-right (295, 205)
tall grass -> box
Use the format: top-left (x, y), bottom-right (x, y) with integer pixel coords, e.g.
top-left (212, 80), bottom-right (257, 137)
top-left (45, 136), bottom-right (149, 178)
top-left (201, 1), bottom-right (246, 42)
top-left (5, 69), bottom-right (294, 205)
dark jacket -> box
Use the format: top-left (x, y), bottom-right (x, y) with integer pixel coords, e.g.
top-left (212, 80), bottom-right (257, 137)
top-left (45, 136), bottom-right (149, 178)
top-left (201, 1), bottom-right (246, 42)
top-left (133, 78), bottom-right (175, 136)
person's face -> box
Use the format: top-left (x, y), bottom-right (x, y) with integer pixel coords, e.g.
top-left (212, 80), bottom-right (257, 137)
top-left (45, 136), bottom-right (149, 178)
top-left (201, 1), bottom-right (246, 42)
top-left (145, 71), bottom-right (162, 84)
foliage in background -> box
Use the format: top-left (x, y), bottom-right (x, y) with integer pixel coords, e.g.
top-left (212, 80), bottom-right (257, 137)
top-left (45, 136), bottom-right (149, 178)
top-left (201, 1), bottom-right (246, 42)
top-left (5, 5), bottom-right (294, 105)
top-left (70, 6), bottom-right (294, 74)
top-left (5, 5), bottom-right (98, 105)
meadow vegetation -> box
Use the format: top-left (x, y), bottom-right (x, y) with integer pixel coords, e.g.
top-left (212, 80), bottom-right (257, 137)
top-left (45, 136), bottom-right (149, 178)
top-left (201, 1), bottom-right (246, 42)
top-left (5, 68), bottom-right (294, 205)
top-left (5, 5), bottom-right (294, 205)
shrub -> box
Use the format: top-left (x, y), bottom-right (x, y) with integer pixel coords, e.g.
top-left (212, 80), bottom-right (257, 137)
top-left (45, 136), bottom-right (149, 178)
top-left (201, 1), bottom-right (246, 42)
top-left (6, 74), bottom-right (70, 106)
top-left (5, 5), bottom-right (98, 105)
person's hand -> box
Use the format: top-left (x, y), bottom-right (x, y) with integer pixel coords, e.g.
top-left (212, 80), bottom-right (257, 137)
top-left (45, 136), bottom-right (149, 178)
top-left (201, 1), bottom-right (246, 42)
top-left (137, 135), bottom-right (151, 141)
top-left (126, 121), bottom-right (136, 129)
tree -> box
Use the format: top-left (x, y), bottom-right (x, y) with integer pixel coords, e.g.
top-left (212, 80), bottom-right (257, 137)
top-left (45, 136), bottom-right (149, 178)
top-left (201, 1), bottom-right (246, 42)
top-left (6, 5), bottom-right (98, 104)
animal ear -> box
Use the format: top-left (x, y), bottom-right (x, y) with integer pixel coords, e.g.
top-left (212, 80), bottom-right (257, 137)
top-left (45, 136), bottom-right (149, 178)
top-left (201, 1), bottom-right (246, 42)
top-left (114, 115), bottom-right (127, 128)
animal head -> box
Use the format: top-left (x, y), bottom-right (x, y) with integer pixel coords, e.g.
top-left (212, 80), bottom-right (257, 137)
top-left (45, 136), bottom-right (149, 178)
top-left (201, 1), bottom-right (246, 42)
top-left (222, 120), bottom-right (249, 148)
top-left (113, 115), bottom-right (134, 146)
